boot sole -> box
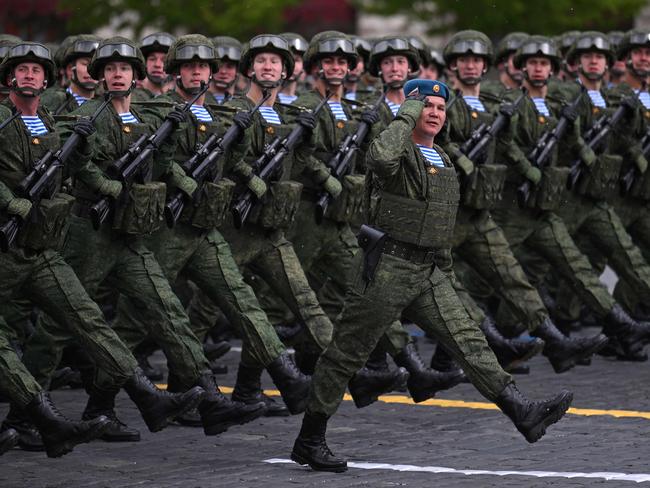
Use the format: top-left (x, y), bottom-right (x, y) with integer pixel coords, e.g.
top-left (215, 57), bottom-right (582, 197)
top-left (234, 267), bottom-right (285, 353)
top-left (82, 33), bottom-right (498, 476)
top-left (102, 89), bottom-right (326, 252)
top-left (520, 391), bottom-right (573, 443)
top-left (203, 403), bottom-right (267, 436)
top-left (410, 371), bottom-right (466, 403)
top-left (45, 418), bottom-right (111, 458)
top-left (145, 388), bottom-right (205, 433)
top-left (290, 450), bottom-right (348, 473)
top-left (548, 335), bottom-right (608, 374)
top-left (500, 340), bottom-right (545, 371)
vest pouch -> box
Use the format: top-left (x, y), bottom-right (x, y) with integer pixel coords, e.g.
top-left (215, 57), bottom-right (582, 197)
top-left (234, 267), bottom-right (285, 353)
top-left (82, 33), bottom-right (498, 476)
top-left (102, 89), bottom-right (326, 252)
top-left (249, 180), bottom-right (303, 229)
top-left (374, 190), bottom-right (457, 248)
top-left (575, 154), bottom-right (622, 200)
top-left (17, 193), bottom-right (75, 251)
top-left (190, 178), bottom-right (235, 229)
top-left (324, 174), bottom-right (366, 223)
top-left (526, 166), bottom-right (570, 211)
top-left (112, 182), bottom-right (165, 235)
top-left (461, 163), bottom-right (507, 210)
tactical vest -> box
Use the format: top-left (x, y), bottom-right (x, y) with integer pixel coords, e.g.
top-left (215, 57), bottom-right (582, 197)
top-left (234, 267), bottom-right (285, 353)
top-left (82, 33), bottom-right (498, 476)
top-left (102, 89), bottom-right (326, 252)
top-left (372, 144), bottom-right (460, 249)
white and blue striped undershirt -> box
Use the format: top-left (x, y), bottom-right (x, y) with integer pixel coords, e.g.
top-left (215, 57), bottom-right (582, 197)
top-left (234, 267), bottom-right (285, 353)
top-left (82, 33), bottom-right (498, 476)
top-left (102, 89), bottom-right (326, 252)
top-left (327, 101), bottom-right (348, 121)
top-left (66, 87), bottom-right (88, 107)
top-left (344, 91), bottom-right (356, 101)
top-left (417, 144), bottom-right (444, 167)
top-left (635, 90), bottom-right (650, 110)
top-left (463, 95), bottom-right (486, 112)
top-left (190, 104), bottom-right (213, 122)
top-left (118, 112), bottom-right (139, 124)
top-left (277, 93), bottom-right (297, 105)
top-left (259, 106), bottom-right (282, 125)
top-left (587, 89), bottom-right (607, 108)
top-left (21, 115), bottom-right (48, 136)
top-left (212, 94), bottom-right (225, 105)
top-left (531, 97), bottom-right (550, 117)
top-left (385, 98), bottom-right (401, 117)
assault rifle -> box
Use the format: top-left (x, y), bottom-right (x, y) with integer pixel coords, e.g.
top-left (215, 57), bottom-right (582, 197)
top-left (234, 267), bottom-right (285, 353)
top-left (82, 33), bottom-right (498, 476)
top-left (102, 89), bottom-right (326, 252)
top-left (89, 81), bottom-right (209, 229)
top-left (230, 91), bottom-right (332, 229)
top-left (163, 90), bottom-right (270, 228)
top-left (0, 95), bottom-right (112, 252)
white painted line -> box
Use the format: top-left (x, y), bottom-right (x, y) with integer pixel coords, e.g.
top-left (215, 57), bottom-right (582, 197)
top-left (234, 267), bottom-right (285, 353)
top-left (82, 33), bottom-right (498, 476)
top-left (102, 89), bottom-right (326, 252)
top-left (263, 459), bottom-right (650, 483)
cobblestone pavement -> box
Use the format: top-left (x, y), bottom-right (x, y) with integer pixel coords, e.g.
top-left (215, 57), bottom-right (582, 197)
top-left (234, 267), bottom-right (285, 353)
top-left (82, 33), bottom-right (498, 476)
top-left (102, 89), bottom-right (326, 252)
top-left (2, 328), bottom-right (650, 488)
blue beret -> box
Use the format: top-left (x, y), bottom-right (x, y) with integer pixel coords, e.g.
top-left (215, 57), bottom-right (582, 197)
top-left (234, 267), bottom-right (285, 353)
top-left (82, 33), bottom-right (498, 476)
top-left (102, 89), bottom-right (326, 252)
top-left (403, 79), bottom-right (449, 101)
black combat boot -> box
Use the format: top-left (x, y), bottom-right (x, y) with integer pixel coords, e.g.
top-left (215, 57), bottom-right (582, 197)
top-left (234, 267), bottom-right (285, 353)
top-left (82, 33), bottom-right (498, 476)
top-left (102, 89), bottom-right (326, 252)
top-left (196, 374), bottom-right (267, 436)
top-left (479, 317), bottom-right (545, 370)
top-left (495, 383), bottom-right (573, 443)
top-left (167, 371), bottom-right (203, 427)
top-left (393, 342), bottom-right (465, 402)
top-left (430, 344), bottom-right (463, 374)
top-left (25, 392), bottom-right (110, 458)
top-left (266, 352), bottom-right (311, 414)
top-left (122, 368), bottom-right (205, 433)
top-left (82, 388), bottom-right (140, 442)
top-left (232, 363), bottom-right (289, 417)
top-left (203, 340), bottom-right (231, 361)
top-left (291, 412), bottom-right (347, 472)
top-left (0, 427), bottom-right (18, 455)
top-left (133, 341), bottom-right (164, 382)
top-left (2, 404), bottom-right (44, 451)
top-left (348, 366), bottom-right (409, 408)
top-left (602, 304), bottom-right (650, 360)
top-left (534, 318), bottom-right (608, 373)
top-left (294, 346), bottom-right (321, 375)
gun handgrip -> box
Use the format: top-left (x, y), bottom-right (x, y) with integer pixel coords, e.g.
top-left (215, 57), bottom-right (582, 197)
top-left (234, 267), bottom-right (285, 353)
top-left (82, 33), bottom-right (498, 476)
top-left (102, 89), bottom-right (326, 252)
top-left (90, 198), bottom-right (111, 231)
top-left (232, 195), bottom-right (253, 230)
top-left (315, 193), bottom-right (330, 224)
top-left (0, 216), bottom-right (20, 252)
top-left (164, 192), bottom-right (185, 229)
top-left (516, 181), bottom-right (531, 208)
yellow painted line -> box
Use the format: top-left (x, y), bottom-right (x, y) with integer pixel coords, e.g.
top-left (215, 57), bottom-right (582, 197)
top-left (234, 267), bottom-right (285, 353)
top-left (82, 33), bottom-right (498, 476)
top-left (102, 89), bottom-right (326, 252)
top-left (156, 384), bottom-right (650, 420)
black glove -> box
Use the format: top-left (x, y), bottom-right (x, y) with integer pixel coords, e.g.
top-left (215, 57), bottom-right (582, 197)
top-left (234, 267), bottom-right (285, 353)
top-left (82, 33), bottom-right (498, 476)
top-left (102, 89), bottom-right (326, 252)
top-left (622, 95), bottom-right (640, 111)
top-left (561, 104), bottom-right (578, 123)
top-left (72, 117), bottom-right (95, 138)
top-left (166, 106), bottom-right (187, 126)
top-left (405, 87), bottom-right (428, 102)
top-left (296, 111), bottom-right (317, 131)
top-left (499, 102), bottom-right (516, 118)
top-left (233, 110), bottom-right (253, 130)
top-left (360, 110), bottom-right (380, 125)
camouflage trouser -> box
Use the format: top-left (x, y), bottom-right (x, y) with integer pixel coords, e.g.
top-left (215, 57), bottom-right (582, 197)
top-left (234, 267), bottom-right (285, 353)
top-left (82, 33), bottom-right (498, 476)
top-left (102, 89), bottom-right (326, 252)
top-left (23, 215), bottom-right (204, 390)
top-left (113, 223), bottom-right (285, 380)
top-left (452, 208), bottom-right (548, 332)
top-left (0, 316), bottom-right (42, 408)
top-left (491, 205), bottom-right (615, 321)
top-left (2, 243), bottom-right (137, 392)
top-left (186, 223), bottom-right (334, 365)
top-left (307, 252), bottom-right (512, 417)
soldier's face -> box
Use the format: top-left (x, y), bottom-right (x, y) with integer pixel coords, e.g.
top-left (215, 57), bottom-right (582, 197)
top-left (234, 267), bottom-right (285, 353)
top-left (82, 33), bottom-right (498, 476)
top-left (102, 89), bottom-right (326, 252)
top-left (453, 54), bottom-right (485, 80)
top-left (380, 55), bottom-right (409, 84)
top-left (146, 52), bottom-right (167, 79)
top-left (630, 47), bottom-right (650, 72)
top-left (251, 52), bottom-right (283, 83)
top-left (317, 55), bottom-right (350, 80)
top-left (579, 52), bottom-right (607, 76)
top-left (179, 61), bottom-right (211, 88)
top-left (416, 95), bottom-right (446, 137)
top-left (215, 60), bottom-right (238, 85)
top-left (66, 57), bottom-right (95, 84)
top-left (506, 53), bottom-right (523, 80)
top-left (11, 62), bottom-right (45, 90)
top-left (292, 53), bottom-right (304, 79)
top-left (103, 61), bottom-right (134, 91)
top-left (420, 65), bottom-right (439, 80)
top-left (524, 57), bottom-right (552, 81)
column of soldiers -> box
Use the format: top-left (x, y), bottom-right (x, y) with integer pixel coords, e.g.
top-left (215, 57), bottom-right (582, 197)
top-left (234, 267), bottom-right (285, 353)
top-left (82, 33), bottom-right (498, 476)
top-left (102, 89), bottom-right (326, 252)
top-left (0, 26), bottom-right (647, 475)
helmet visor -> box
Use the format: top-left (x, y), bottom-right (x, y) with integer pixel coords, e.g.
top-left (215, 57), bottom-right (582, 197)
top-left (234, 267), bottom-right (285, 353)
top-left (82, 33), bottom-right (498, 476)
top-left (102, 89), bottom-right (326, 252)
top-left (318, 38), bottom-right (355, 56)
top-left (628, 32), bottom-right (650, 46)
top-left (96, 43), bottom-right (138, 59)
top-left (175, 44), bottom-right (215, 61)
top-left (72, 40), bottom-right (99, 55)
top-left (519, 41), bottom-right (557, 58)
top-left (448, 39), bottom-right (490, 56)
top-left (575, 35), bottom-right (610, 51)
top-left (285, 36), bottom-right (308, 53)
top-left (141, 33), bottom-right (175, 49)
top-left (216, 45), bottom-right (241, 62)
top-left (250, 35), bottom-right (288, 51)
top-left (9, 43), bottom-right (51, 61)
top-left (373, 38), bottom-right (410, 55)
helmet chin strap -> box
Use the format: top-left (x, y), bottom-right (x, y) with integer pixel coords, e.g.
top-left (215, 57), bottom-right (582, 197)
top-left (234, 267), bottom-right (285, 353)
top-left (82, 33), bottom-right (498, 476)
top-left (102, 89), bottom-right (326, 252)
top-left (379, 70), bottom-right (406, 90)
top-left (522, 67), bottom-right (549, 87)
top-left (626, 59), bottom-right (650, 80)
top-left (103, 79), bottom-right (136, 98)
top-left (71, 66), bottom-right (99, 91)
top-left (250, 73), bottom-right (282, 89)
top-left (176, 74), bottom-right (212, 95)
top-left (578, 66), bottom-right (606, 82)
top-left (146, 72), bottom-right (166, 86)
top-left (10, 77), bottom-right (47, 97)
top-left (505, 65), bottom-right (524, 83)
top-left (317, 61), bottom-right (344, 86)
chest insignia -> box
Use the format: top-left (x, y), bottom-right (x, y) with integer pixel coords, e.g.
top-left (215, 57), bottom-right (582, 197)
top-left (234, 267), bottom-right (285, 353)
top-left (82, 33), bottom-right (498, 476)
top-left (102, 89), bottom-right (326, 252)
top-left (336, 121), bottom-right (346, 129)
top-left (122, 125), bottom-right (131, 133)
top-left (427, 166), bottom-right (438, 175)
top-left (538, 115), bottom-right (546, 124)
top-left (471, 111), bottom-right (478, 119)
top-left (31, 137), bottom-right (40, 145)
top-left (266, 126), bottom-right (275, 135)
top-left (198, 124), bottom-right (207, 132)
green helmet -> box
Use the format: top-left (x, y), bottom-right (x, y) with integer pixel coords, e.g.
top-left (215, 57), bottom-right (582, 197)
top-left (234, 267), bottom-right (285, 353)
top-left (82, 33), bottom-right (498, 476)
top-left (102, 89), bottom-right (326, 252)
top-left (495, 32), bottom-right (528, 65)
top-left (513, 35), bottom-right (561, 72)
top-left (559, 30), bottom-right (581, 57)
top-left (212, 36), bottom-right (242, 63)
top-left (0, 41), bottom-right (56, 85)
top-left (617, 29), bottom-right (650, 60)
top-left (303, 31), bottom-right (358, 73)
top-left (139, 32), bottom-right (176, 57)
top-left (349, 35), bottom-right (372, 66)
top-left (0, 34), bottom-right (21, 60)
top-left (280, 32), bottom-right (308, 56)
top-left (63, 34), bottom-right (101, 67)
top-left (89, 37), bottom-right (146, 80)
top-left (53, 35), bottom-right (76, 70)
top-left (429, 48), bottom-right (445, 70)
top-left (443, 30), bottom-right (494, 67)
top-left (367, 35), bottom-right (420, 77)
top-left (409, 35), bottom-right (431, 66)
top-left (164, 34), bottom-right (219, 74)
top-left (566, 31), bottom-right (614, 66)
top-left (608, 31), bottom-right (625, 53)
top-left (239, 34), bottom-right (295, 80)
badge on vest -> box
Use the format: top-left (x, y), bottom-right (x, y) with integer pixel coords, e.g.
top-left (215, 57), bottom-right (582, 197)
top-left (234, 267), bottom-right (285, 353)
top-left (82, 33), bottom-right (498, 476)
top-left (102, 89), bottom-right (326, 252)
top-left (471, 111), bottom-right (478, 119)
top-left (32, 138), bottom-right (40, 145)
top-left (198, 124), bottom-right (207, 132)
top-left (336, 121), bottom-right (345, 129)
top-left (592, 107), bottom-right (600, 115)
top-left (122, 125), bottom-right (131, 133)
top-left (538, 115), bottom-right (546, 124)
top-left (266, 126), bottom-right (275, 135)
top-left (427, 166), bottom-right (438, 175)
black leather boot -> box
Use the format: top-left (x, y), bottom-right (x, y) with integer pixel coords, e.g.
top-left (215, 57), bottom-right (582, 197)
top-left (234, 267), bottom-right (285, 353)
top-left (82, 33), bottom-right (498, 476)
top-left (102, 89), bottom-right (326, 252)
top-left (430, 344), bottom-right (463, 374)
top-left (393, 342), bottom-right (465, 402)
top-left (232, 363), bottom-right (289, 417)
top-left (122, 368), bottom-right (205, 433)
top-left (266, 352), bottom-right (311, 415)
top-left (0, 427), bottom-right (18, 455)
top-left (495, 383), bottom-right (573, 443)
top-left (534, 318), bottom-right (608, 373)
top-left (133, 341), bottom-right (163, 382)
top-left (82, 388), bottom-right (140, 442)
top-left (291, 412), bottom-right (347, 472)
top-left (294, 347), bottom-right (320, 375)
top-left (2, 403), bottom-right (43, 451)
top-left (348, 366), bottom-right (409, 408)
top-left (25, 392), bottom-right (110, 458)
top-left (602, 304), bottom-right (650, 360)
top-left (479, 317), bottom-right (545, 370)
top-left (203, 341), bottom-right (231, 361)
top-left (196, 374), bottom-right (267, 436)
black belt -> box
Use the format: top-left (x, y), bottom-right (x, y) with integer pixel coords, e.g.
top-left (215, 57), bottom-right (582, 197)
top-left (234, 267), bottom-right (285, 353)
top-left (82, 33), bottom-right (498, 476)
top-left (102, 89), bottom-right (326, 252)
top-left (381, 236), bottom-right (436, 265)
